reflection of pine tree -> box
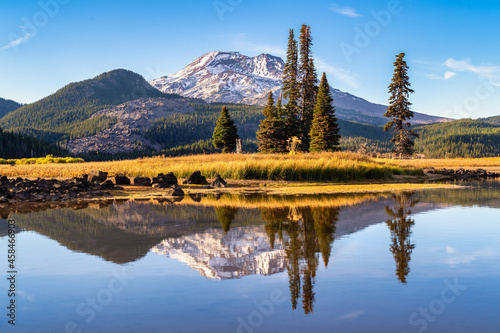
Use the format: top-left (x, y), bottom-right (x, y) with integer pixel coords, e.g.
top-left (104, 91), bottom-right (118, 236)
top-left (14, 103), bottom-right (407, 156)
top-left (385, 192), bottom-right (418, 284)
top-left (214, 206), bottom-right (238, 234)
top-left (312, 207), bottom-right (339, 268)
top-left (286, 220), bottom-right (303, 311)
top-left (261, 205), bottom-right (339, 314)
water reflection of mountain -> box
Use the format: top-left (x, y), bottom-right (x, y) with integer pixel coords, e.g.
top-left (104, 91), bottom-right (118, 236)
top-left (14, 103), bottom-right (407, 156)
top-left (0, 190), bottom-right (455, 266)
top-left (152, 226), bottom-right (288, 280)
top-left (2, 183), bottom-right (499, 315)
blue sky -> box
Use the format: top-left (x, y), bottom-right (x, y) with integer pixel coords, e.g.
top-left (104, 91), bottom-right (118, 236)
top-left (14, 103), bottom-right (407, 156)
top-left (1, 0), bottom-right (500, 119)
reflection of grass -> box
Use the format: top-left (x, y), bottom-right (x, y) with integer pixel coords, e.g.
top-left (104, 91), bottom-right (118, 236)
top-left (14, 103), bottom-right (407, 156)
top-left (257, 183), bottom-right (453, 196)
top-left (0, 152), bottom-right (421, 181)
top-left (124, 192), bottom-right (388, 210)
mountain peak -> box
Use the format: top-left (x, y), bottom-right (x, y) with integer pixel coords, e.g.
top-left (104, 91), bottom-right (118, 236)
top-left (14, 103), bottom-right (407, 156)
top-left (150, 51), bottom-right (284, 104)
top-left (150, 51), bottom-right (449, 125)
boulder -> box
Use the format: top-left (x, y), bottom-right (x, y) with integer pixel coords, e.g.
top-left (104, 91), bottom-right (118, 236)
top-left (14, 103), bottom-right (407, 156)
top-left (164, 184), bottom-right (184, 197)
top-left (210, 173), bottom-right (227, 188)
top-left (132, 177), bottom-right (151, 186)
top-left (113, 174), bottom-right (131, 185)
top-left (153, 172), bottom-right (178, 187)
top-left (100, 180), bottom-right (115, 190)
top-left (182, 171), bottom-right (209, 185)
top-left (88, 170), bottom-right (108, 183)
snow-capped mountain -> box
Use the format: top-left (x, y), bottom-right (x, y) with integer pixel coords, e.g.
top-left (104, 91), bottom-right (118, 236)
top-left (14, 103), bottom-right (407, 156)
top-left (150, 51), bottom-right (449, 125)
top-left (150, 51), bottom-right (283, 106)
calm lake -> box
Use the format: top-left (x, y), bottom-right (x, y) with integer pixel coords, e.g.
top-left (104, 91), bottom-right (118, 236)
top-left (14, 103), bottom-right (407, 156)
top-left (1, 180), bottom-right (499, 333)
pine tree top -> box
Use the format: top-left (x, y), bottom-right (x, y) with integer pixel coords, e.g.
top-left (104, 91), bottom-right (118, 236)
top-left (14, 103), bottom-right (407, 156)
top-left (314, 72), bottom-right (334, 115)
top-left (263, 92), bottom-right (277, 118)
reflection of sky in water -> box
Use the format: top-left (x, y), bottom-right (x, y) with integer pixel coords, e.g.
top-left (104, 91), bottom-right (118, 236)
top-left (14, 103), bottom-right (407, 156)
top-left (0, 196), bottom-right (499, 332)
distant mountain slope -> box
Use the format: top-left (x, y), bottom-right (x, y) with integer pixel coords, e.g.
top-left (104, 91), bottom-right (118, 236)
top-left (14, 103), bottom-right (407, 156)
top-left (150, 51), bottom-right (450, 125)
top-left (66, 98), bottom-right (196, 154)
top-left (0, 98), bottom-right (21, 119)
top-left (414, 119), bottom-right (500, 157)
top-left (0, 69), bottom-right (179, 141)
top-left (481, 115), bottom-right (500, 125)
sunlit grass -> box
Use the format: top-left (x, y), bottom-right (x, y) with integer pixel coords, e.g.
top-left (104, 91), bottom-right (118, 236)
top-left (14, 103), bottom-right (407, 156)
top-left (0, 155), bottom-right (84, 165)
top-left (374, 157), bottom-right (500, 169)
top-left (0, 152), bottom-right (422, 181)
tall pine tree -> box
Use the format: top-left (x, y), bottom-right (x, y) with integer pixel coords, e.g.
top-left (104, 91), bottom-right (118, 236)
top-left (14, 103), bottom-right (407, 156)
top-left (257, 92), bottom-right (288, 153)
top-left (212, 106), bottom-right (239, 153)
top-left (282, 29), bottom-right (301, 144)
top-left (298, 24), bottom-right (318, 150)
top-left (309, 73), bottom-right (341, 152)
top-left (384, 53), bottom-right (418, 157)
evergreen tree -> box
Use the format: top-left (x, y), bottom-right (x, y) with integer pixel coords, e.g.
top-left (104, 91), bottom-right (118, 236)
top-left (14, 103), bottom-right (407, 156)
top-left (212, 106), bottom-right (239, 153)
top-left (257, 92), bottom-right (288, 153)
top-left (309, 73), bottom-right (341, 152)
top-left (298, 24), bottom-right (318, 150)
top-left (282, 29), bottom-right (301, 144)
top-left (384, 53), bottom-right (418, 156)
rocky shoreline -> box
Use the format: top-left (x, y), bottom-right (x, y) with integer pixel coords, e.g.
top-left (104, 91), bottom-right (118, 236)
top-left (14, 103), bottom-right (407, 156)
top-left (424, 167), bottom-right (500, 180)
top-left (1, 167), bottom-right (498, 203)
top-left (0, 170), bottom-right (227, 203)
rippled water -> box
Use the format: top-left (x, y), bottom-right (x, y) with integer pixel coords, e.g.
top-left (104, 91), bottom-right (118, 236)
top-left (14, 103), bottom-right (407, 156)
top-left (1, 180), bottom-right (499, 333)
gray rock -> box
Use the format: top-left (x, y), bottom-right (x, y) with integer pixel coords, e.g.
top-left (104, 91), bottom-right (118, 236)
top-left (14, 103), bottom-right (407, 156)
top-left (153, 172), bottom-right (178, 187)
top-left (88, 170), bottom-right (108, 183)
top-left (164, 184), bottom-right (184, 197)
top-left (100, 180), bottom-right (115, 190)
top-left (132, 177), bottom-right (152, 186)
top-left (210, 173), bottom-right (227, 188)
top-left (113, 174), bottom-right (131, 185)
top-left (182, 171), bottom-right (208, 185)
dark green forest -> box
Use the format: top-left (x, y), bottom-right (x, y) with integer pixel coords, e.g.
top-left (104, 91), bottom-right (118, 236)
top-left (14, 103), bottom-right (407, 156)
top-left (413, 119), bottom-right (500, 158)
top-left (0, 128), bottom-right (69, 159)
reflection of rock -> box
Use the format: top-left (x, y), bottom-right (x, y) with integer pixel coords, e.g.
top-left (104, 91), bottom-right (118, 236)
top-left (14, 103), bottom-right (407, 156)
top-left (152, 226), bottom-right (287, 280)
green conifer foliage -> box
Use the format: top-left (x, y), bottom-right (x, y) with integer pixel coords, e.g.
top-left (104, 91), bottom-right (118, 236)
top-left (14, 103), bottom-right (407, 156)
top-left (309, 73), bottom-right (341, 152)
top-left (384, 53), bottom-right (418, 156)
top-left (212, 106), bottom-right (239, 153)
top-left (257, 92), bottom-right (288, 153)
top-left (298, 24), bottom-right (318, 150)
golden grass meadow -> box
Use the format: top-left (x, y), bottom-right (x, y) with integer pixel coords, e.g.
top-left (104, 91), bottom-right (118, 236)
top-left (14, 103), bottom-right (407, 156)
top-left (1, 153), bottom-right (499, 183)
top-left (0, 152), bottom-right (421, 181)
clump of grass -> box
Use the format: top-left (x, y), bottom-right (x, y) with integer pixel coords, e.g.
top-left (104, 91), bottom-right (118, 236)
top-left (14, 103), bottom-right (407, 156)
top-left (0, 155), bottom-right (84, 165)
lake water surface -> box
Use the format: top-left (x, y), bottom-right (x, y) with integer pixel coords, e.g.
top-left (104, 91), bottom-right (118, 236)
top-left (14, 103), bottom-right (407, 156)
top-left (1, 180), bottom-right (499, 333)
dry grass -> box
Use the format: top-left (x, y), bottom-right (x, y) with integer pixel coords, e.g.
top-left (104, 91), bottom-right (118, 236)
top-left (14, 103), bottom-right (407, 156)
top-left (374, 157), bottom-right (500, 169)
top-left (0, 152), bottom-right (422, 181)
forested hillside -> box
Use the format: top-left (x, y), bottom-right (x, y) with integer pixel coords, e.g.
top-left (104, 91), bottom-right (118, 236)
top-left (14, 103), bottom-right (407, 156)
top-left (0, 69), bottom-right (179, 141)
top-left (0, 128), bottom-right (69, 159)
top-left (143, 103), bottom-right (392, 156)
top-left (414, 120), bottom-right (500, 158)
top-left (0, 98), bottom-right (21, 118)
